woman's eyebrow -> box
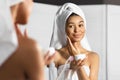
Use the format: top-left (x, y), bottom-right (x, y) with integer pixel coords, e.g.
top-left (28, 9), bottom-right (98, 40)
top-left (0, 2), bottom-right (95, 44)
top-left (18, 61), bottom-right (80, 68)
top-left (68, 22), bottom-right (74, 24)
top-left (79, 21), bottom-right (84, 23)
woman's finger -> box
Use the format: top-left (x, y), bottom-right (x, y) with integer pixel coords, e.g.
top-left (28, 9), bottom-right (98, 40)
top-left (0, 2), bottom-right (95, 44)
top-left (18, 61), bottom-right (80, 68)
top-left (47, 53), bottom-right (56, 62)
top-left (67, 44), bottom-right (73, 56)
top-left (71, 60), bottom-right (83, 71)
top-left (67, 36), bottom-right (74, 49)
top-left (44, 51), bottom-right (56, 65)
top-left (24, 28), bottom-right (28, 37)
top-left (44, 51), bottom-right (50, 61)
top-left (82, 55), bottom-right (88, 63)
top-left (67, 36), bottom-right (78, 54)
top-left (15, 24), bottom-right (23, 38)
top-left (78, 57), bottom-right (88, 66)
top-left (76, 59), bottom-right (82, 66)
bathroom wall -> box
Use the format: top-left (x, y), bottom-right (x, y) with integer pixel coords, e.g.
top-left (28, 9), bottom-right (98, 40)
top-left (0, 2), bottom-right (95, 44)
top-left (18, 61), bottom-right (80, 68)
top-left (107, 5), bottom-right (120, 80)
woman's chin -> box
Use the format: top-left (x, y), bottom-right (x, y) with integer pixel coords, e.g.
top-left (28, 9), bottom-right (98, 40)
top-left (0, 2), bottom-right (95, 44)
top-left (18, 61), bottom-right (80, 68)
top-left (72, 39), bottom-right (81, 42)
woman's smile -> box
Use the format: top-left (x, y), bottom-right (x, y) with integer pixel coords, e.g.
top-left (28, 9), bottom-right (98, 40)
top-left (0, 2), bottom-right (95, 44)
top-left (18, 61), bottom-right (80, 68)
top-left (73, 34), bottom-right (81, 38)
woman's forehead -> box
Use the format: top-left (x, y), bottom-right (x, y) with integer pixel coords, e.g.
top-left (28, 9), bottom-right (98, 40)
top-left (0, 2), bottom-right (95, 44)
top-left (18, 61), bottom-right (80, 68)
top-left (67, 15), bottom-right (84, 23)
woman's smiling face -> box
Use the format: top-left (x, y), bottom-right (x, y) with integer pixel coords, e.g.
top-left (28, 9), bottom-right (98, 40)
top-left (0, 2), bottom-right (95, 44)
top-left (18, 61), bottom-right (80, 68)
top-left (66, 14), bottom-right (85, 42)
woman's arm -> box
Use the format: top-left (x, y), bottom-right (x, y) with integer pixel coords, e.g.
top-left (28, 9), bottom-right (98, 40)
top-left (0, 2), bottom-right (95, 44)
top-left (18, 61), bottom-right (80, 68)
top-left (89, 52), bottom-right (99, 80)
top-left (77, 52), bottom-right (99, 80)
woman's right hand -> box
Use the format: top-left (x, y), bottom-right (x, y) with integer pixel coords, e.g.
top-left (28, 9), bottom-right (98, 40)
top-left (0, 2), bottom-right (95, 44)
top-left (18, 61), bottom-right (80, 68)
top-left (44, 51), bottom-right (56, 65)
top-left (66, 36), bottom-right (80, 56)
top-left (70, 57), bottom-right (87, 71)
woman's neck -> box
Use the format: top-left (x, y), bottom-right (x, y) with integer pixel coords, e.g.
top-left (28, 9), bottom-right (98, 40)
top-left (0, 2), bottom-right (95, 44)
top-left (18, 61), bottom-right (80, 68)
top-left (72, 41), bottom-right (81, 48)
top-left (66, 41), bottom-right (88, 54)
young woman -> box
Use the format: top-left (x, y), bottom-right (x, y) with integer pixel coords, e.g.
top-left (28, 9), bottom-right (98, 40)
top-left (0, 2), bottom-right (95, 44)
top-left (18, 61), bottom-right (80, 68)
top-left (50, 3), bottom-right (99, 80)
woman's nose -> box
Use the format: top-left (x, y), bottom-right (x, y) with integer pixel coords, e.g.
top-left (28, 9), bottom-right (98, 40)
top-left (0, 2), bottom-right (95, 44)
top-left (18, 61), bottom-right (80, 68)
top-left (74, 26), bottom-right (80, 32)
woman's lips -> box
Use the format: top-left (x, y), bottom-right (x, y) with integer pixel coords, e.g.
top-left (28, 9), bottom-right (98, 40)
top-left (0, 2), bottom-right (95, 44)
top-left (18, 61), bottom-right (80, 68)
top-left (73, 34), bottom-right (81, 38)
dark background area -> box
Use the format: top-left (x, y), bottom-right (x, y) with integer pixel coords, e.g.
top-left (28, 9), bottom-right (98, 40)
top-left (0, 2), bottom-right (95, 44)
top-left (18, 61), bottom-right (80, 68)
top-left (33, 0), bottom-right (120, 5)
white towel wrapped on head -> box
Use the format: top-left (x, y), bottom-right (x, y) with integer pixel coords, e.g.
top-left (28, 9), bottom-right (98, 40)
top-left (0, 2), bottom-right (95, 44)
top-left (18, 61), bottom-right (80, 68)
top-left (50, 3), bottom-right (91, 51)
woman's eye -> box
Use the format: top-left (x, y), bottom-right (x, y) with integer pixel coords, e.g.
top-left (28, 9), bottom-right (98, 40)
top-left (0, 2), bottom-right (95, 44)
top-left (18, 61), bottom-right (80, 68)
top-left (79, 24), bottom-right (83, 27)
top-left (69, 25), bottom-right (74, 28)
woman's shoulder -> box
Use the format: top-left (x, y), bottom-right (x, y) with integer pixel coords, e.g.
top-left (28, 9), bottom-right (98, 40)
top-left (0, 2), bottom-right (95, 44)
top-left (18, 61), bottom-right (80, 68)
top-left (55, 48), bottom-right (69, 66)
top-left (56, 47), bottom-right (67, 55)
top-left (54, 48), bottom-right (66, 66)
top-left (87, 51), bottom-right (99, 57)
top-left (87, 51), bottom-right (99, 62)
